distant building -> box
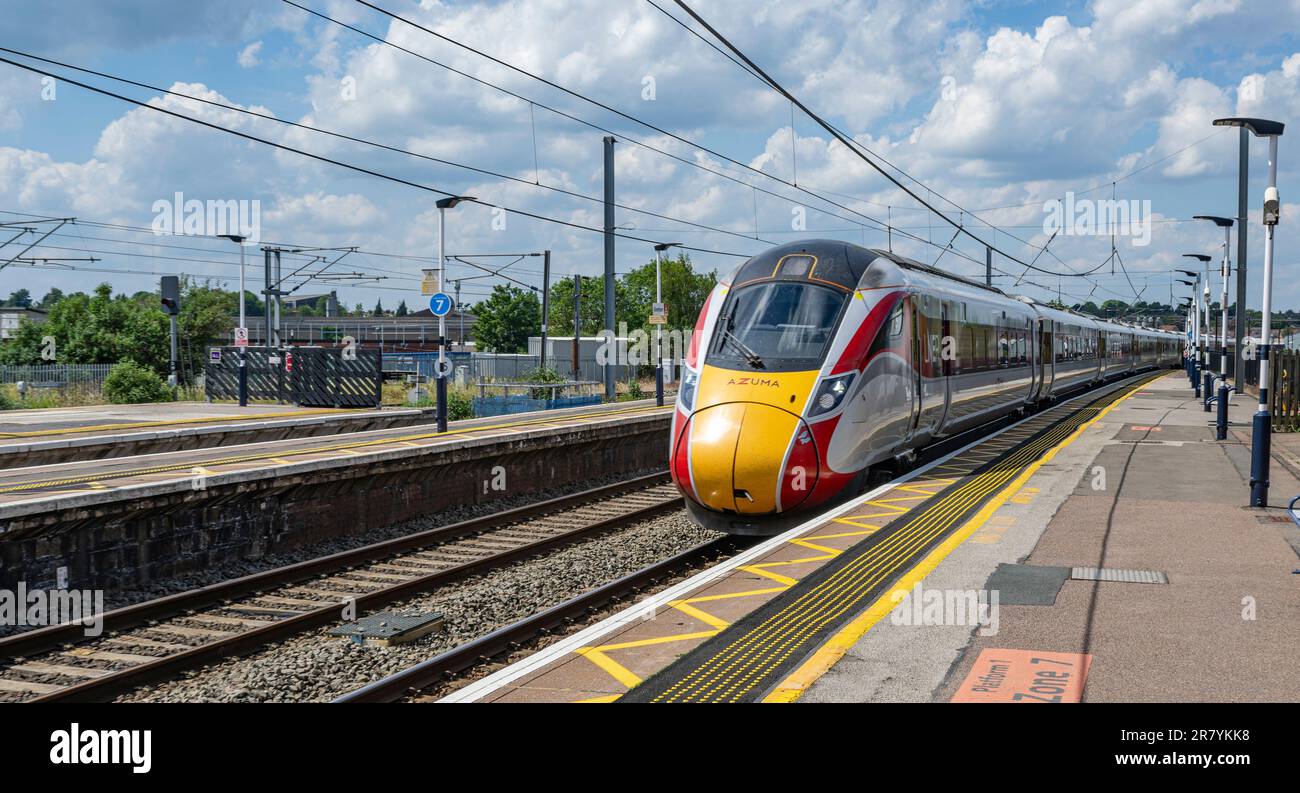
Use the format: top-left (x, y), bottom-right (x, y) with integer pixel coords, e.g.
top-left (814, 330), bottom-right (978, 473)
top-left (234, 309), bottom-right (475, 352)
top-left (0, 307), bottom-right (46, 340)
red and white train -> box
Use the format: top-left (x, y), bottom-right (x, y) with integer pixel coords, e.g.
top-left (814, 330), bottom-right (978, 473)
top-left (669, 240), bottom-right (1182, 535)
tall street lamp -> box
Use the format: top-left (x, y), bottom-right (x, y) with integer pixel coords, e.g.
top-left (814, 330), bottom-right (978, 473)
top-left (435, 195), bottom-right (475, 433)
top-left (219, 233), bottom-right (249, 407)
top-left (652, 242), bottom-right (682, 407)
top-left (1195, 216), bottom-right (1235, 437)
top-left (1214, 117), bottom-right (1285, 392)
top-left (1183, 254), bottom-right (1214, 406)
top-left (1176, 267), bottom-right (1203, 395)
top-left (1212, 119), bottom-right (1286, 507)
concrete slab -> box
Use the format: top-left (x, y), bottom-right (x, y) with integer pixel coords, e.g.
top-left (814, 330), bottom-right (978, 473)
top-left (806, 371), bottom-right (1300, 703)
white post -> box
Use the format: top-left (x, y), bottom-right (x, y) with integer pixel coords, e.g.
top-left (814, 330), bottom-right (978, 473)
top-left (1258, 136), bottom-right (1279, 412)
top-left (1221, 227), bottom-right (1231, 378)
top-left (238, 244), bottom-right (246, 332)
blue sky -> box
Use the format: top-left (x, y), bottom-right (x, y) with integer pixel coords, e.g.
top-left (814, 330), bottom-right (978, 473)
top-left (1, 0), bottom-right (1298, 316)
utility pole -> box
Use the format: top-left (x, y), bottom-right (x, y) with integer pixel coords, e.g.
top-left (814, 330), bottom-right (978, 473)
top-left (453, 280), bottom-right (463, 349)
top-left (985, 246), bottom-right (992, 287)
top-left (653, 242), bottom-right (682, 407)
top-left (603, 135), bottom-right (616, 401)
top-left (572, 274), bottom-right (581, 381)
top-left (540, 249), bottom-right (551, 373)
top-left (1235, 128), bottom-right (1249, 393)
top-left (263, 247), bottom-right (274, 353)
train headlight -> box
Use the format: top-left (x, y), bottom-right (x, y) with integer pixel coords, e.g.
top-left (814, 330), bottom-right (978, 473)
top-left (808, 372), bottom-right (855, 417)
top-left (678, 370), bottom-right (699, 413)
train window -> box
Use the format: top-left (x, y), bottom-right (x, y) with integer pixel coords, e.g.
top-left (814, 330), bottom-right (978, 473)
top-left (887, 303), bottom-right (904, 337)
top-left (707, 281), bottom-right (847, 372)
top-left (779, 255), bottom-right (814, 277)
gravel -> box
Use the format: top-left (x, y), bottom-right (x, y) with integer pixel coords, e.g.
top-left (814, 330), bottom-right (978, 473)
top-left (0, 467), bottom-right (664, 639)
top-left (116, 510), bottom-right (722, 703)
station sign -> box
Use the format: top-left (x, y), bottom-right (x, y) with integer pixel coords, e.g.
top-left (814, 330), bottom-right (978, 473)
top-left (429, 292), bottom-right (454, 317)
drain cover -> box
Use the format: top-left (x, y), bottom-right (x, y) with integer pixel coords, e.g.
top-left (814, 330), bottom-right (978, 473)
top-left (329, 611), bottom-right (445, 646)
top-left (1070, 567), bottom-right (1168, 584)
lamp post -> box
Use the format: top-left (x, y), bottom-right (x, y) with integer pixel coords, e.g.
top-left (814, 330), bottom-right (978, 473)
top-left (651, 242), bottom-right (682, 407)
top-left (219, 234), bottom-right (249, 407)
top-left (1183, 255), bottom-right (1214, 407)
top-left (1214, 118), bottom-right (1282, 392)
top-left (435, 196), bottom-right (475, 433)
top-left (1195, 216), bottom-right (1235, 437)
top-left (1176, 268), bottom-right (1202, 394)
top-left (1215, 118), bottom-right (1285, 506)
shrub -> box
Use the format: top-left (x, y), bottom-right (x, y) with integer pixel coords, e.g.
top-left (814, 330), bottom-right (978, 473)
top-left (102, 361), bottom-right (172, 404)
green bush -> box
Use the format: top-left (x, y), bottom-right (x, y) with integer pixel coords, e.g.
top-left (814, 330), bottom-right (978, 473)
top-left (447, 388), bottom-right (474, 420)
top-left (0, 386), bottom-right (14, 410)
top-left (102, 361), bottom-right (172, 404)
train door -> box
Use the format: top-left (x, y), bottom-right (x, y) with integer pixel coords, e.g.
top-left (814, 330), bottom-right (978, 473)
top-left (1039, 320), bottom-right (1054, 398)
top-left (912, 294), bottom-right (945, 440)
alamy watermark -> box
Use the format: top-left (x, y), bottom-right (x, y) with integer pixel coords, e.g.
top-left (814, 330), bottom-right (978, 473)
top-left (890, 581), bottom-right (1000, 636)
top-left (152, 191), bottom-right (261, 244)
top-left (1043, 191), bottom-right (1152, 247)
top-left (1, 582), bottom-right (104, 637)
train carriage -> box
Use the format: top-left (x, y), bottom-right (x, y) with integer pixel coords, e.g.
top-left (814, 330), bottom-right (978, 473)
top-left (671, 240), bottom-right (1180, 535)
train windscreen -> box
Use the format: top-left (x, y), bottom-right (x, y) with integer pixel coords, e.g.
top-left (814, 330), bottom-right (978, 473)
top-left (708, 281), bottom-right (847, 372)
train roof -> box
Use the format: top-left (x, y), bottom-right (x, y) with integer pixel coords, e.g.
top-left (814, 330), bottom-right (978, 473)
top-left (726, 240), bottom-right (1176, 335)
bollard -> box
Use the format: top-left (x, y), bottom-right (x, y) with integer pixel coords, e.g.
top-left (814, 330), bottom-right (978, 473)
top-left (1216, 383), bottom-right (1230, 441)
top-left (1203, 372), bottom-right (1214, 411)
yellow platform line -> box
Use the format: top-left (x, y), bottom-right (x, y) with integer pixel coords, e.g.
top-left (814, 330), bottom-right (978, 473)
top-left (0, 403), bottom-right (668, 495)
top-left (0, 407), bottom-right (365, 439)
top-left (762, 378), bottom-right (1148, 702)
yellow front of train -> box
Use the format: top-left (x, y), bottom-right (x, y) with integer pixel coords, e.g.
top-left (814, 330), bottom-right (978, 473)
top-left (670, 242), bottom-right (870, 534)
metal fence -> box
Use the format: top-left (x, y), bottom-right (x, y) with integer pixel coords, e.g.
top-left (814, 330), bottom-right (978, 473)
top-left (381, 352), bottom-right (633, 383)
top-left (0, 364), bottom-right (113, 385)
top-left (1262, 348), bottom-right (1300, 432)
top-left (203, 347), bottom-right (383, 407)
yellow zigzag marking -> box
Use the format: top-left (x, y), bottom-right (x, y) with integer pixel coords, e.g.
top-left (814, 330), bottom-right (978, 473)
top-left (567, 480), bottom-right (931, 699)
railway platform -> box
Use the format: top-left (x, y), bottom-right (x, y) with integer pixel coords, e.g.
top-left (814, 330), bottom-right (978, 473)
top-left (0, 399), bottom-right (671, 593)
top-left (445, 371), bottom-right (1300, 703)
top-left (0, 401), bottom-right (429, 468)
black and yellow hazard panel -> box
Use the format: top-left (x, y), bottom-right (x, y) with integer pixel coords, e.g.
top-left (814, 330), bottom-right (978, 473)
top-left (621, 373), bottom-right (1160, 703)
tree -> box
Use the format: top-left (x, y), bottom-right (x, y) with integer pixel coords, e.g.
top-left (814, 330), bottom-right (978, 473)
top-left (176, 279), bottom-right (236, 382)
top-left (619, 253), bottom-right (715, 335)
top-left (471, 284), bottom-right (540, 353)
top-left (545, 276), bottom-right (635, 336)
top-left (38, 288), bottom-right (64, 309)
top-left (372, 299), bottom-right (385, 317)
top-left (4, 289), bottom-right (32, 308)
top-left (0, 283), bottom-right (169, 372)
top-left (395, 300), bottom-right (408, 317)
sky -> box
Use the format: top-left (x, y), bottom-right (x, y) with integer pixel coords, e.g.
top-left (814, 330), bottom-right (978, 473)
top-left (0, 0), bottom-right (1298, 319)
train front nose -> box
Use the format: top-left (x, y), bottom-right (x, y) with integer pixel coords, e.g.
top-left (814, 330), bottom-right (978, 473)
top-left (677, 402), bottom-right (817, 515)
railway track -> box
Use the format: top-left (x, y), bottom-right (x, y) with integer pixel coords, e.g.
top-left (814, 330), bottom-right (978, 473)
top-left (0, 473), bottom-right (683, 703)
top-left (334, 535), bottom-right (740, 703)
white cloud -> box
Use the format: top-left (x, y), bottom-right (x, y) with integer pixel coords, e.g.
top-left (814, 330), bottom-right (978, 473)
top-left (237, 41), bottom-right (263, 69)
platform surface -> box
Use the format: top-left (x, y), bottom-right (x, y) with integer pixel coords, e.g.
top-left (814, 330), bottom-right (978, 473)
top-left (444, 371), bottom-right (1300, 704)
top-left (0, 399), bottom-right (667, 516)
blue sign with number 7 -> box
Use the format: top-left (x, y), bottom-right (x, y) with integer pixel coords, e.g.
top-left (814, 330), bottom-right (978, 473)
top-left (429, 292), bottom-right (454, 316)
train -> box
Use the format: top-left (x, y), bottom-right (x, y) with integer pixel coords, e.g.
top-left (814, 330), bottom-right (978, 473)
top-left (669, 239), bottom-right (1183, 535)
